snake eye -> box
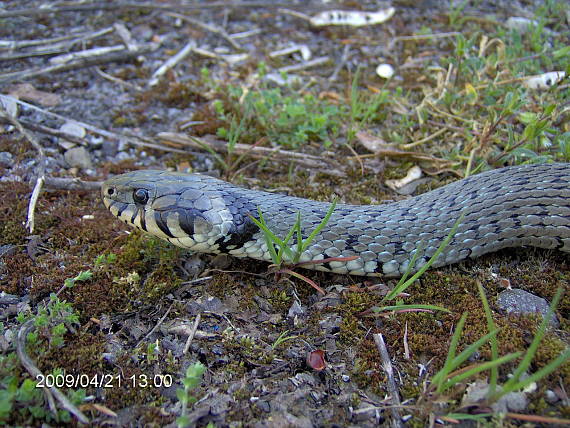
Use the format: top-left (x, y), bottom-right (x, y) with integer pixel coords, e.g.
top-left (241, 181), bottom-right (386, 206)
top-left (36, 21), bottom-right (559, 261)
top-left (106, 187), bottom-right (115, 196)
top-left (133, 188), bottom-right (149, 204)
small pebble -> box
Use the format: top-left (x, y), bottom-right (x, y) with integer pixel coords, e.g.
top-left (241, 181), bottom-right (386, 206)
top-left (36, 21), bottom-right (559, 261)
top-left (64, 147), bottom-right (92, 169)
top-left (376, 63), bottom-right (395, 79)
top-left (0, 152), bottom-right (13, 167)
top-left (497, 289), bottom-right (559, 328)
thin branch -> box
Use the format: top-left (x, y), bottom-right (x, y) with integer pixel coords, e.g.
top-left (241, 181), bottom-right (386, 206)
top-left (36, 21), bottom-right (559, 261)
top-left (0, 27), bottom-right (113, 51)
top-left (0, 95), bottom-right (200, 156)
top-left (328, 44), bottom-right (351, 82)
top-left (183, 313), bottom-right (202, 354)
top-left (43, 177), bottom-right (102, 191)
top-left (158, 132), bottom-right (343, 175)
top-left (135, 303), bottom-right (174, 349)
top-left (149, 40), bottom-right (196, 86)
top-left (0, 117), bottom-right (86, 146)
top-left (0, 2), bottom-right (327, 19)
top-left (0, 105), bottom-right (46, 233)
top-left (95, 67), bottom-right (143, 90)
top-left (167, 12), bottom-right (241, 50)
top-left (373, 333), bottom-right (403, 428)
top-left (0, 43), bottom-right (158, 84)
top-left (278, 56), bottom-right (330, 73)
top-left (17, 320), bottom-right (89, 424)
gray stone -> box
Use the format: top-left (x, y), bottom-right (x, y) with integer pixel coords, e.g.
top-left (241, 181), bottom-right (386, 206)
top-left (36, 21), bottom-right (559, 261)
top-left (462, 380), bottom-right (528, 413)
top-left (64, 146), bottom-right (92, 169)
top-left (101, 140), bottom-right (118, 156)
top-left (287, 301), bottom-right (305, 319)
top-left (0, 152), bottom-right (13, 167)
top-left (497, 289), bottom-right (559, 328)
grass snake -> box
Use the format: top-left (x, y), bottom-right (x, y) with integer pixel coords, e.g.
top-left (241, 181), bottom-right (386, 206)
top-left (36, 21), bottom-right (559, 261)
top-left (102, 163), bottom-right (570, 277)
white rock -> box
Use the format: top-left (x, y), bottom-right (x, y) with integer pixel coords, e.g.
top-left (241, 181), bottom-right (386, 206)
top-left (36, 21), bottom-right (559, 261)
top-left (376, 63), bottom-right (395, 79)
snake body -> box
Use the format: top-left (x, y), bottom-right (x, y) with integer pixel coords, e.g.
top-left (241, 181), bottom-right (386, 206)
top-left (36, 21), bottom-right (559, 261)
top-left (102, 163), bottom-right (570, 277)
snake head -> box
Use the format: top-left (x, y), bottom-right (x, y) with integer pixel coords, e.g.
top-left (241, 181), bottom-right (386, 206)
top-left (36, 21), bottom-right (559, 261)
top-left (101, 170), bottom-right (256, 254)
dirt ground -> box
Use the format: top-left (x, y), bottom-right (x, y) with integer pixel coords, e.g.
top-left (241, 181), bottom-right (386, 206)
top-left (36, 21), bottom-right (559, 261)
top-left (0, 1), bottom-right (569, 427)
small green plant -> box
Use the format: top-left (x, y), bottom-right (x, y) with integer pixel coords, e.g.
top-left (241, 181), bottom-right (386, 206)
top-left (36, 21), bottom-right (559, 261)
top-left (423, 285), bottom-right (569, 421)
top-left (62, 270), bottom-right (92, 290)
top-left (250, 199), bottom-right (338, 266)
top-left (21, 293), bottom-right (80, 349)
top-left (211, 80), bottom-right (341, 150)
top-left (176, 362), bottom-right (206, 428)
top-left (146, 341), bottom-right (159, 363)
top-left (347, 68), bottom-right (390, 143)
top-left (429, 312), bottom-right (520, 394)
top-left (271, 330), bottom-right (298, 350)
top-left (1, 278), bottom-right (85, 425)
top-left (249, 199), bottom-right (357, 293)
top-left (447, 0), bottom-right (470, 28)
top-left (94, 252), bottom-right (117, 268)
top-left (489, 287), bottom-right (568, 401)
top-left (372, 214), bottom-right (464, 314)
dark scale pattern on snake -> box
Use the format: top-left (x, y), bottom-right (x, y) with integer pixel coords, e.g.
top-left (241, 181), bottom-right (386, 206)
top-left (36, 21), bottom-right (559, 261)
top-left (102, 163), bottom-right (570, 277)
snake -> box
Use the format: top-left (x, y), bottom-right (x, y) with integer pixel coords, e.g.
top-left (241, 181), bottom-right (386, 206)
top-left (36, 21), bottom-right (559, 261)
top-left (101, 163), bottom-right (570, 277)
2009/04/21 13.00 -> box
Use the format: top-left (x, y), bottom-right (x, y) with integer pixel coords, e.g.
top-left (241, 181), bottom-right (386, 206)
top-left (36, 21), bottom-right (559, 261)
top-left (35, 372), bottom-right (174, 389)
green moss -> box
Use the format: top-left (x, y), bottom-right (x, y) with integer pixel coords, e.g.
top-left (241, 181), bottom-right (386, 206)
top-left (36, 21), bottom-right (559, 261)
top-left (337, 291), bottom-right (377, 344)
top-left (267, 289), bottom-right (292, 313)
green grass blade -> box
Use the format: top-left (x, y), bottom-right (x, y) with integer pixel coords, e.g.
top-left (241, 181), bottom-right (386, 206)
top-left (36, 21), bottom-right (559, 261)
top-left (277, 214), bottom-right (297, 263)
top-left (385, 213), bottom-right (464, 300)
top-left (431, 312), bottom-right (467, 387)
top-left (476, 281), bottom-right (498, 395)
top-left (501, 349), bottom-right (570, 395)
top-left (384, 241), bottom-right (425, 302)
top-left (188, 135), bottom-right (229, 170)
top-left (501, 287), bottom-right (563, 392)
top-left (294, 212), bottom-right (303, 263)
top-left (249, 208), bottom-right (294, 263)
top-left (299, 198), bottom-right (338, 253)
top-left (448, 329), bottom-right (500, 370)
top-left (372, 304), bottom-right (451, 313)
top-left (440, 352), bottom-right (522, 393)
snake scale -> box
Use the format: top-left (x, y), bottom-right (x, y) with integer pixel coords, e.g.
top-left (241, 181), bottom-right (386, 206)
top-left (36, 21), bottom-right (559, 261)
top-left (102, 163), bottom-right (570, 277)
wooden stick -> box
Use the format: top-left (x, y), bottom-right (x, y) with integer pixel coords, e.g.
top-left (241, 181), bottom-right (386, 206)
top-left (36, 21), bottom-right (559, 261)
top-left (183, 313), bottom-right (202, 354)
top-left (17, 320), bottom-right (89, 424)
top-left (0, 43), bottom-right (158, 84)
top-left (0, 105), bottom-right (46, 233)
top-left (0, 2), bottom-right (331, 19)
top-left (157, 132), bottom-right (344, 175)
top-left (373, 333), bottom-right (403, 428)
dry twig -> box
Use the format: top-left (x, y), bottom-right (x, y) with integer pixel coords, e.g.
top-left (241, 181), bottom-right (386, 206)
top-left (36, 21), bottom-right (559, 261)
top-left (0, 95), bottom-right (201, 156)
top-left (373, 333), bottom-right (403, 428)
top-left (0, 103), bottom-right (46, 233)
top-left (0, 27), bottom-right (113, 60)
top-left (43, 177), bottom-right (102, 192)
top-left (183, 313), bottom-right (202, 354)
top-left (149, 40), bottom-right (196, 86)
top-left (157, 132), bottom-right (344, 175)
top-left (17, 320), bottom-right (89, 424)
top-left (0, 2), bottom-right (324, 19)
top-left (135, 303), bottom-right (174, 349)
top-left (167, 12), bottom-right (241, 50)
top-left (0, 43), bottom-right (158, 84)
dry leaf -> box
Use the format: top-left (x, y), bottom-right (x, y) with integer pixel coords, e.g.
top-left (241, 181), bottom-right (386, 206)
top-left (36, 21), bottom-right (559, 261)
top-left (356, 131), bottom-right (391, 152)
top-left (8, 83), bottom-right (61, 107)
